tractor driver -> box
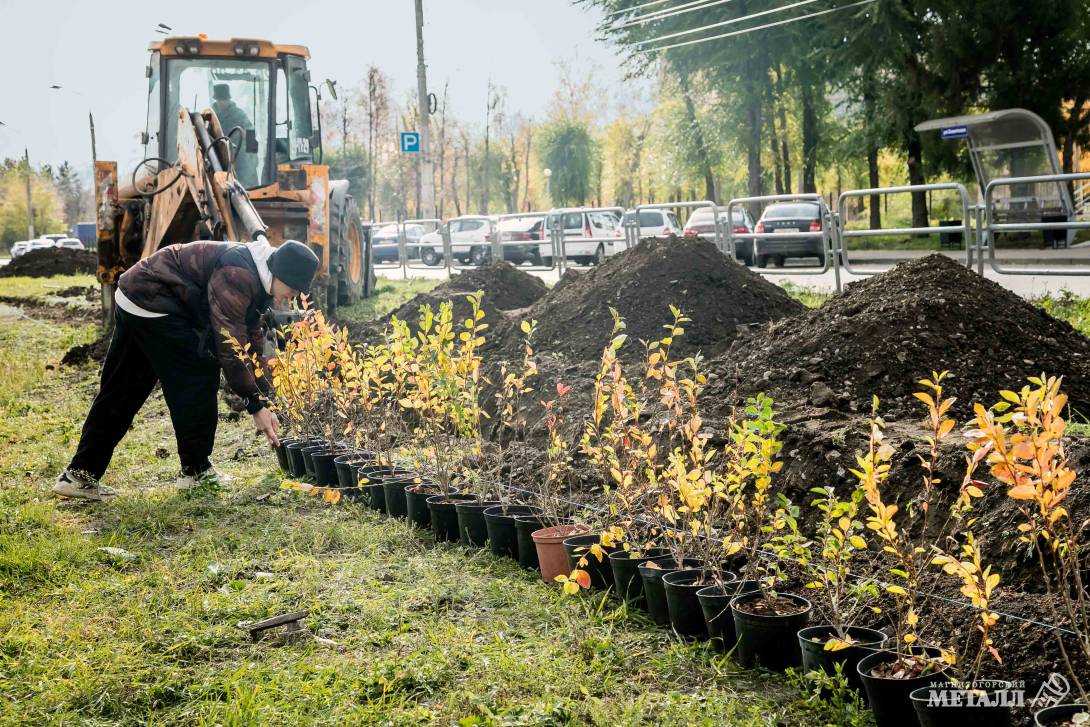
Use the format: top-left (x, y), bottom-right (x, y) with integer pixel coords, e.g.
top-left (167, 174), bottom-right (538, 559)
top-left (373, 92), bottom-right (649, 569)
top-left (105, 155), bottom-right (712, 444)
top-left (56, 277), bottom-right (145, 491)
top-left (212, 83), bottom-right (259, 188)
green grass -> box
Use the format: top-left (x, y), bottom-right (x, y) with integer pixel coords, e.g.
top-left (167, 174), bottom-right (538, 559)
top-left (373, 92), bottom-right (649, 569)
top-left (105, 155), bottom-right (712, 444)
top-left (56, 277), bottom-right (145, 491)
top-left (0, 275), bottom-right (858, 725)
top-left (335, 278), bottom-right (440, 325)
top-left (0, 273), bottom-right (97, 301)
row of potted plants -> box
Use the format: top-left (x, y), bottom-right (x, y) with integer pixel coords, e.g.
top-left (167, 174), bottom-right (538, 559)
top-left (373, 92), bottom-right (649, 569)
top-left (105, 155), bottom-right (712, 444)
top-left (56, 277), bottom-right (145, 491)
top-left (235, 296), bottom-right (1090, 727)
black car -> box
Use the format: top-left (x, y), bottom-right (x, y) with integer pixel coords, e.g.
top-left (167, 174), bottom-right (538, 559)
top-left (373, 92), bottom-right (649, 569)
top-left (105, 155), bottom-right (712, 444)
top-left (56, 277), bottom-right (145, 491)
top-left (753, 202), bottom-right (825, 267)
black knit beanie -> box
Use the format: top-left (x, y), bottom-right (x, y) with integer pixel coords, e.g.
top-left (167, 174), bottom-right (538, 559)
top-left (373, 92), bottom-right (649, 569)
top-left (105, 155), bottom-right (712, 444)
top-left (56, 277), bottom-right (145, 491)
top-left (269, 240), bottom-right (320, 294)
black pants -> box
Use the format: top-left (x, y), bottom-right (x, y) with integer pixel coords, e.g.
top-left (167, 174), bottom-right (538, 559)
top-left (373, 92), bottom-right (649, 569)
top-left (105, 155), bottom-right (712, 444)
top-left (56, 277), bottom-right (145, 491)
top-left (69, 307), bottom-right (221, 479)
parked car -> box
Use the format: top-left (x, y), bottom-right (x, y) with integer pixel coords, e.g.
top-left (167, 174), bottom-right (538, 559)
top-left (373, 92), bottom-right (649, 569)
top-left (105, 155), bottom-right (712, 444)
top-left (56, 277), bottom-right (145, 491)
top-left (619, 208), bottom-right (682, 241)
top-left (55, 238), bottom-right (86, 250)
top-left (40, 233), bottom-right (67, 245)
top-left (682, 206), bottom-right (757, 264)
top-left (752, 202), bottom-right (826, 267)
top-left (10, 241), bottom-right (30, 258)
top-left (371, 223), bottom-right (425, 264)
top-left (544, 209), bottom-right (622, 266)
top-left (27, 239), bottom-right (55, 253)
top-left (497, 216), bottom-right (547, 265)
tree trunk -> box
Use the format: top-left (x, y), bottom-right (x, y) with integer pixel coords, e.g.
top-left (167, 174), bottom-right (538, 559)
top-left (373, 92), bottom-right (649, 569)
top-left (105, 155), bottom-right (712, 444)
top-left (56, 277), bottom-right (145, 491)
top-left (770, 132), bottom-right (784, 196)
top-left (676, 68), bottom-right (717, 202)
top-left (906, 132), bottom-right (928, 228)
top-left (522, 127), bottom-right (532, 211)
top-left (744, 67), bottom-right (763, 216)
top-left (800, 71), bottom-right (818, 194)
top-left (773, 64), bottom-right (792, 194)
top-left (451, 153), bottom-right (462, 217)
top-left (863, 80), bottom-right (881, 229)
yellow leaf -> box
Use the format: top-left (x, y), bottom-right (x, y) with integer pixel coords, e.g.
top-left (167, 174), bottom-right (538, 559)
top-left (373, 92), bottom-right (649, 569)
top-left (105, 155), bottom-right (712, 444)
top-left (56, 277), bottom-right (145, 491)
top-left (1007, 484), bottom-right (1037, 500)
top-left (849, 535), bottom-right (867, 549)
top-left (824, 637), bottom-right (852, 652)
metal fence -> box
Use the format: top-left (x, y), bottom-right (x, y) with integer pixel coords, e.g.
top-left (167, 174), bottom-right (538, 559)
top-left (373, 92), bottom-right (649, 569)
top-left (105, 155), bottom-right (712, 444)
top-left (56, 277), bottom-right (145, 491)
top-left (364, 172), bottom-right (1090, 292)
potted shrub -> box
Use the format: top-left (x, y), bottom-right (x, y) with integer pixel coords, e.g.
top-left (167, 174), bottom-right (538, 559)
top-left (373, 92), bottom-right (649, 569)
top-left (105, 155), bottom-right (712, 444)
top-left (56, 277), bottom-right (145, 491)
top-left (797, 484), bottom-right (884, 693)
top-left (852, 379), bottom-right (965, 726)
top-left (967, 375), bottom-right (1090, 724)
top-left (730, 495), bottom-right (813, 672)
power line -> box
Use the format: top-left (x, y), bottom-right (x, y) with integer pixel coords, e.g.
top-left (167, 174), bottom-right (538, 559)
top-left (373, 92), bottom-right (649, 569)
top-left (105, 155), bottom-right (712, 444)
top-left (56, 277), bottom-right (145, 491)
top-left (605, 0), bottom-right (675, 17)
top-left (615, 0), bottom-right (737, 29)
top-left (635, 0), bottom-right (876, 53)
top-left (635, 0), bottom-right (822, 43)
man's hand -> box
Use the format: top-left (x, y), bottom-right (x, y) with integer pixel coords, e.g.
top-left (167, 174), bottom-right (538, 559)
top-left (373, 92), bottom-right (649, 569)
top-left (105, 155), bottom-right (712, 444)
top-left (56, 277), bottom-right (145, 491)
top-left (253, 407), bottom-right (280, 448)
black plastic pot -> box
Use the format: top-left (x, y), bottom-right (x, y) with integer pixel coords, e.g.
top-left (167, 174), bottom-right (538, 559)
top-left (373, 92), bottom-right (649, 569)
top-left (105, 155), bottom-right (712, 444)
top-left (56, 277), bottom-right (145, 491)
top-left (455, 500), bottom-right (502, 547)
top-left (730, 592), bottom-right (811, 671)
top-left (300, 443), bottom-right (329, 479)
top-left (334, 454), bottom-right (374, 488)
top-left (608, 548), bottom-right (670, 607)
top-left (515, 515), bottom-right (556, 570)
top-left (310, 447), bottom-right (348, 486)
top-left (910, 680), bottom-right (1013, 727)
top-left (638, 557), bottom-right (701, 626)
top-left (697, 579), bottom-right (760, 651)
top-left (484, 505), bottom-right (543, 559)
top-left (857, 648), bottom-right (950, 727)
top-left (428, 493), bottom-right (477, 542)
top-left (1035, 704), bottom-right (1090, 726)
top-left (405, 483), bottom-right (451, 528)
top-left (798, 625), bottom-right (886, 693)
top-left (663, 568), bottom-right (737, 638)
top-left (358, 466), bottom-right (416, 514)
top-left (285, 440), bottom-right (316, 478)
top-left (383, 476), bottom-right (424, 519)
top-left (562, 534), bottom-right (622, 590)
top-left (273, 437), bottom-right (297, 472)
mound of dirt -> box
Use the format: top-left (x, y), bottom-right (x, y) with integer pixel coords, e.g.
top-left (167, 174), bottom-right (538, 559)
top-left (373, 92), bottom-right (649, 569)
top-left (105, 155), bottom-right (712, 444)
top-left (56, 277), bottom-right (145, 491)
top-left (0, 248), bottom-right (97, 278)
top-left (503, 237), bottom-right (805, 364)
top-left (708, 253), bottom-right (1090, 420)
top-left (61, 333), bottom-right (109, 366)
top-left (346, 262), bottom-right (548, 342)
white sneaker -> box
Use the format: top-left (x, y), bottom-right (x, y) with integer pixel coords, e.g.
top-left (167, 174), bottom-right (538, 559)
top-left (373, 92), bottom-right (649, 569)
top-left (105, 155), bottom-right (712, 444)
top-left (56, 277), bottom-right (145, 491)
top-left (175, 465), bottom-right (234, 490)
top-left (52, 469), bottom-right (118, 501)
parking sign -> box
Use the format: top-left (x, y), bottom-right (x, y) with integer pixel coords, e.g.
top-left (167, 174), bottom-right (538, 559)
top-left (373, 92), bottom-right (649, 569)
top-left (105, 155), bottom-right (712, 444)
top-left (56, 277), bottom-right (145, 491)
top-left (400, 132), bottom-right (420, 153)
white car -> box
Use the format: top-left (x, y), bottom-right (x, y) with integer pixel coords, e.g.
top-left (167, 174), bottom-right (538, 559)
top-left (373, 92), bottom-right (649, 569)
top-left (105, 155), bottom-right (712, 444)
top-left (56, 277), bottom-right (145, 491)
top-left (55, 238), bottom-right (85, 250)
top-left (417, 217), bottom-right (495, 266)
top-left (40, 233), bottom-right (68, 245)
top-left (543, 209), bottom-right (622, 266)
top-left (620, 209), bottom-right (682, 241)
top-left (27, 239), bottom-right (55, 253)
top-left (10, 241), bottom-right (30, 258)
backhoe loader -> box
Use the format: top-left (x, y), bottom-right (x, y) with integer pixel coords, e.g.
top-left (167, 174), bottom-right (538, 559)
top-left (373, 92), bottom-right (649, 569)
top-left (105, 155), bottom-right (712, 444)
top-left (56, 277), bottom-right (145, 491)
top-left (94, 36), bottom-right (371, 318)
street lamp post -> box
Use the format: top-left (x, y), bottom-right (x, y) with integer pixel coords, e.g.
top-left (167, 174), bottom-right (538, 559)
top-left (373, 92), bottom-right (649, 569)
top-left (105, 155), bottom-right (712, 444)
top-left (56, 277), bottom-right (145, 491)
top-left (543, 167), bottom-right (552, 205)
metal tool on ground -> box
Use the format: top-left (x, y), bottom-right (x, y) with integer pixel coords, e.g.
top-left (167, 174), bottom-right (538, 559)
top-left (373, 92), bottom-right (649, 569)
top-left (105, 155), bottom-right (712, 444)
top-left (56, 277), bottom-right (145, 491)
top-left (247, 609), bottom-right (310, 645)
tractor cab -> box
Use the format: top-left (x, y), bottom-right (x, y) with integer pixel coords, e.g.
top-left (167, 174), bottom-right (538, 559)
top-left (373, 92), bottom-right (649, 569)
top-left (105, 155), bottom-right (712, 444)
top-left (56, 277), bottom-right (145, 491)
top-left (144, 37), bottom-right (320, 191)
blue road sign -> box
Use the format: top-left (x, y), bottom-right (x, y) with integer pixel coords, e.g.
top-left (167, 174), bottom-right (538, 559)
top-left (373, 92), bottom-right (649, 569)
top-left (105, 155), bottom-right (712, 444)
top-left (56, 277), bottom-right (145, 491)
top-left (940, 126), bottom-right (969, 140)
top-left (400, 132), bottom-right (420, 153)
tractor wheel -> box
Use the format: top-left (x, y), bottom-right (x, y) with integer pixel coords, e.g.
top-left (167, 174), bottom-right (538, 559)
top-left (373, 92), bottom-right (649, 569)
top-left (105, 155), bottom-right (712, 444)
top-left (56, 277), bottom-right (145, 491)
top-left (329, 190), bottom-right (369, 307)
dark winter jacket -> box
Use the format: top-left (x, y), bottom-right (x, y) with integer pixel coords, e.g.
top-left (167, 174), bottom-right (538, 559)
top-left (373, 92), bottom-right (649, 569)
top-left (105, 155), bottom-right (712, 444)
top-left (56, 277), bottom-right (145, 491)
top-left (117, 241), bottom-right (274, 412)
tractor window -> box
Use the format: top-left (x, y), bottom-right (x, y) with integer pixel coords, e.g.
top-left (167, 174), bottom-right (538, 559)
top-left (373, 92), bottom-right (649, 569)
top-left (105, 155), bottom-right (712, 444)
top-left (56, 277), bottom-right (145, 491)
top-left (144, 52), bottom-right (161, 160)
top-left (163, 58), bottom-right (272, 189)
top-left (281, 55), bottom-right (314, 163)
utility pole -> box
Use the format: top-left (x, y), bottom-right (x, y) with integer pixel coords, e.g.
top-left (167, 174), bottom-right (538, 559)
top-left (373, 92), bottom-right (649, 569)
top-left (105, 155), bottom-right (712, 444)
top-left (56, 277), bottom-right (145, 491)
top-left (23, 148), bottom-right (35, 240)
top-left (89, 111), bottom-right (97, 163)
top-left (414, 0), bottom-right (435, 220)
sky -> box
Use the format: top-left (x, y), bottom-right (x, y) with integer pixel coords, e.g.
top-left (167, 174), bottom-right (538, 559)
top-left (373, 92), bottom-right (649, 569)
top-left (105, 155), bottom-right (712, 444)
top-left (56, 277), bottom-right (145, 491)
top-left (0, 0), bottom-right (632, 177)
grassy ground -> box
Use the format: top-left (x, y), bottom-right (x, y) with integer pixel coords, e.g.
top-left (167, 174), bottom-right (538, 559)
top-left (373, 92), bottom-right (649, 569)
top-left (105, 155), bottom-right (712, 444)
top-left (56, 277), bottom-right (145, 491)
top-left (335, 277), bottom-right (439, 325)
top-left (0, 276), bottom-right (863, 726)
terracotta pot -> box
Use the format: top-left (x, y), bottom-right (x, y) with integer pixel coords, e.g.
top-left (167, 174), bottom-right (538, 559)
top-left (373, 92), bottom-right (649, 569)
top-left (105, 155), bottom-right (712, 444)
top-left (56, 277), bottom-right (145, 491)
top-left (531, 523), bottom-right (591, 583)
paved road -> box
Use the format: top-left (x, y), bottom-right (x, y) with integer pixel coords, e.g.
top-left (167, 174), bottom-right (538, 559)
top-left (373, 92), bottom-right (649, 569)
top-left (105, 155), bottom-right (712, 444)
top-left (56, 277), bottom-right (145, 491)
top-left (378, 253), bottom-right (1090, 299)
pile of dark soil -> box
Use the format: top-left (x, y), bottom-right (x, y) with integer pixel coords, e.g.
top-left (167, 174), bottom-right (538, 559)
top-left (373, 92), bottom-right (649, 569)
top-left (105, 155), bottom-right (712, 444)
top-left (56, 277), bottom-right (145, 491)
top-left (0, 248), bottom-right (97, 278)
top-left (61, 333), bottom-right (109, 366)
top-left (502, 237), bottom-right (804, 363)
top-left (346, 262), bottom-right (547, 343)
top-left (708, 254), bottom-right (1090, 420)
